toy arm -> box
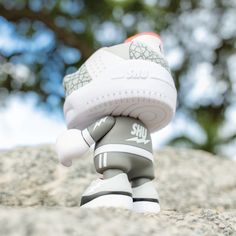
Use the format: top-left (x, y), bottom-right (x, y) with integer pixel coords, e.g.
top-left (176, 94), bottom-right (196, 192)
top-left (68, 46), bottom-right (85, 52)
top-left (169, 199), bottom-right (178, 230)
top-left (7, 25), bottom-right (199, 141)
top-left (84, 116), bottom-right (116, 144)
top-left (56, 116), bottom-right (115, 167)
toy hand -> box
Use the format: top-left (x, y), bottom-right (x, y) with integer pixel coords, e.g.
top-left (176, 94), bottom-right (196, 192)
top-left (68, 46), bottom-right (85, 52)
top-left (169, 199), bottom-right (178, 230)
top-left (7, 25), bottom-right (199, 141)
top-left (56, 129), bottom-right (89, 167)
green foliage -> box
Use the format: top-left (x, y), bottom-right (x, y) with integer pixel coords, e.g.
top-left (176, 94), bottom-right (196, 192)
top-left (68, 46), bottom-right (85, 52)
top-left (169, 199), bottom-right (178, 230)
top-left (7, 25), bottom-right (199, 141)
top-left (0, 0), bottom-right (236, 156)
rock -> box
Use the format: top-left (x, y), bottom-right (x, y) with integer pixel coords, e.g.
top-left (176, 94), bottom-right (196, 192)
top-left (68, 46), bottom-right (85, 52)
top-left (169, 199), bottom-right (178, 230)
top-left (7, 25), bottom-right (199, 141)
top-left (0, 145), bottom-right (235, 235)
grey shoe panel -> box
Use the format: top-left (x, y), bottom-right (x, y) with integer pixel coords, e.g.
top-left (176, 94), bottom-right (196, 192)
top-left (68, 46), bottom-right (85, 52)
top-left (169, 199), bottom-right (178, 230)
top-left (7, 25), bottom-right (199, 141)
top-left (94, 152), bottom-right (155, 180)
top-left (129, 41), bottom-right (170, 72)
top-left (63, 63), bottom-right (92, 96)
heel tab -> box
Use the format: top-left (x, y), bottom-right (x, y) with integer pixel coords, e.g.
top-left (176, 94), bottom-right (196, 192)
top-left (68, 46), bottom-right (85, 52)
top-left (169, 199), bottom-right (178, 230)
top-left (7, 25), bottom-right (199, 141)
top-left (124, 32), bottom-right (162, 43)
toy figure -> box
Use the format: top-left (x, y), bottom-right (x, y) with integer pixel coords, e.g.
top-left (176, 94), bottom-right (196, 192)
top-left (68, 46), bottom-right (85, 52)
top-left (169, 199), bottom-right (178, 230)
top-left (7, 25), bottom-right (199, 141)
top-left (56, 32), bottom-right (177, 213)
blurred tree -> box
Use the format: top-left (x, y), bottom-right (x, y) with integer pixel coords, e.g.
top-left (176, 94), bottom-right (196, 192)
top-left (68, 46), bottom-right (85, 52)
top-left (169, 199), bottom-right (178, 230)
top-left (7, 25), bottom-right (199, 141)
top-left (0, 0), bottom-right (235, 155)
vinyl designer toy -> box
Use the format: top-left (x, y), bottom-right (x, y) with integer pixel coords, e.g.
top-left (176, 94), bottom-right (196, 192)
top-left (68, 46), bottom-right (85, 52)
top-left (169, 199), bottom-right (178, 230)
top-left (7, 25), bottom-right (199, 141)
top-left (56, 32), bottom-right (177, 213)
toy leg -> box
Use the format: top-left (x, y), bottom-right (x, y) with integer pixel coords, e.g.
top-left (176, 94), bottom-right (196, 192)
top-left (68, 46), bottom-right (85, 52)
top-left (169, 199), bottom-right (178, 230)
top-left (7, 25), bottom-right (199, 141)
top-left (127, 155), bottom-right (160, 213)
top-left (80, 153), bottom-right (132, 209)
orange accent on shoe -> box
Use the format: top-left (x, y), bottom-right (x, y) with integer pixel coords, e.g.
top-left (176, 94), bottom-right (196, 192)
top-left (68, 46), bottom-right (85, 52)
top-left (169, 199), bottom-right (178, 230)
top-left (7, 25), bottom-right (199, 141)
top-left (124, 32), bottom-right (162, 43)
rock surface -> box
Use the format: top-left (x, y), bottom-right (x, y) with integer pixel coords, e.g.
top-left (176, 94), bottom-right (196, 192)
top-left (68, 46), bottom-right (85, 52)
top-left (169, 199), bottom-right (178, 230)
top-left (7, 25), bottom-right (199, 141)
top-left (0, 145), bottom-right (235, 235)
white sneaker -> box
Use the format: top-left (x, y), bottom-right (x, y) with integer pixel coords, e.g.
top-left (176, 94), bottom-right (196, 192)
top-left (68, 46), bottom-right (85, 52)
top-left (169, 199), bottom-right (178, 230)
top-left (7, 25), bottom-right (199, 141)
top-left (132, 181), bottom-right (160, 213)
top-left (63, 32), bottom-right (177, 133)
top-left (80, 173), bottom-right (133, 210)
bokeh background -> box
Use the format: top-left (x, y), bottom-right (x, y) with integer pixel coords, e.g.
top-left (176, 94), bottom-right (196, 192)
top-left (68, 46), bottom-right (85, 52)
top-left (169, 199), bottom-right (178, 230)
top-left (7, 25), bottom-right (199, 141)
top-left (0, 0), bottom-right (235, 159)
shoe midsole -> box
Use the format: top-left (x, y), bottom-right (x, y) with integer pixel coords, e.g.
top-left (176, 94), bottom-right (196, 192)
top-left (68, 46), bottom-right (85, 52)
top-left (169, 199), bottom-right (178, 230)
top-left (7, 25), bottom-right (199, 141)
top-left (80, 191), bottom-right (132, 206)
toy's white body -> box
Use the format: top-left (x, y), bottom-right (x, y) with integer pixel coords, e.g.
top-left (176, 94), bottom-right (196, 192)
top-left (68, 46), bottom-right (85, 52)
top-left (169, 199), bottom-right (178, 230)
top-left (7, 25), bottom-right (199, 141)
top-left (56, 33), bottom-right (177, 213)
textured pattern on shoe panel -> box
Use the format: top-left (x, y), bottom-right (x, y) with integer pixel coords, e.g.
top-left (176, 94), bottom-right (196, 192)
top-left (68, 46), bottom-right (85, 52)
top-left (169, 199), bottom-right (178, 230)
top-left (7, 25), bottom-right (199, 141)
top-left (63, 64), bottom-right (92, 96)
top-left (129, 41), bottom-right (170, 72)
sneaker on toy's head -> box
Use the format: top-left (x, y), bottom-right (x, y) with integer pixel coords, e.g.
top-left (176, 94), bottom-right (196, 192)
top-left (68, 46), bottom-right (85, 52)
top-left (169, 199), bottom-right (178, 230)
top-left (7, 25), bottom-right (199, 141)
top-left (62, 31), bottom-right (176, 133)
top-left (63, 32), bottom-right (168, 97)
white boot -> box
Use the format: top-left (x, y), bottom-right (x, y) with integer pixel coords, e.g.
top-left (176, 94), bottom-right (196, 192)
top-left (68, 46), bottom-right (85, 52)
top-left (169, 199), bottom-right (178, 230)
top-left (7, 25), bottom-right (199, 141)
top-left (80, 173), bottom-right (132, 210)
top-left (132, 181), bottom-right (160, 213)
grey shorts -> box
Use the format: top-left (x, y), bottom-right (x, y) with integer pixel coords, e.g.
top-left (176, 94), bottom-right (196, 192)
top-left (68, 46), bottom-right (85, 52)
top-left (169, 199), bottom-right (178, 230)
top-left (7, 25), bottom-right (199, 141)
top-left (94, 152), bottom-right (155, 180)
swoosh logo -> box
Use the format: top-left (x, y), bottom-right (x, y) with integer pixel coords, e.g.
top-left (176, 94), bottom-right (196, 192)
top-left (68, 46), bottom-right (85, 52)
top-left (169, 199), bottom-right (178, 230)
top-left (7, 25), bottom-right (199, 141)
top-left (126, 137), bottom-right (150, 144)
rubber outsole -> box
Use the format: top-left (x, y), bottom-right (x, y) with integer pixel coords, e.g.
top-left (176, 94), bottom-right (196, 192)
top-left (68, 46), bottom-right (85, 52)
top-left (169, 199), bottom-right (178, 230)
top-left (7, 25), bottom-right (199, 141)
top-left (133, 201), bottom-right (160, 213)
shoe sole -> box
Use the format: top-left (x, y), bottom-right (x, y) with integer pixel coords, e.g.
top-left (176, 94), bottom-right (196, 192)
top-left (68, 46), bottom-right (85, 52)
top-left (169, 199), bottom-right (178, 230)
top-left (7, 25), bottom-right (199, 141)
top-left (64, 60), bottom-right (177, 132)
top-left (80, 194), bottom-right (133, 209)
top-left (133, 201), bottom-right (160, 213)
